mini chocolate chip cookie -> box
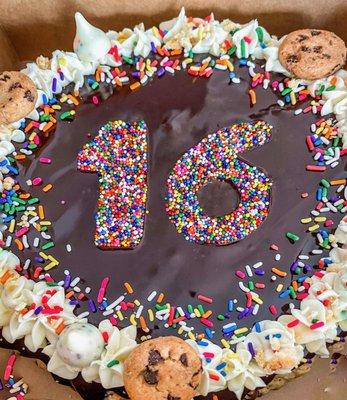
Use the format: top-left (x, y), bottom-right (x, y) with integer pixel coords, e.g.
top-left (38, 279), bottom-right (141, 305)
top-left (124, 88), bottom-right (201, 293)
top-left (123, 336), bottom-right (202, 400)
top-left (0, 71), bottom-right (38, 125)
top-left (279, 29), bottom-right (346, 80)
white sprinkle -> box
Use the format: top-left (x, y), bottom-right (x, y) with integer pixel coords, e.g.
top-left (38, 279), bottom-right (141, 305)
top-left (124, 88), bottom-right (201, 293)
top-left (275, 253), bottom-right (281, 261)
top-left (319, 207), bottom-right (330, 213)
top-left (336, 184), bottom-right (344, 193)
top-left (271, 275), bottom-right (277, 281)
top-left (58, 280), bottom-right (64, 286)
top-left (102, 309), bottom-right (114, 316)
top-left (320, 137), bottom-right (330, 145)
top-left (299, 255), bottom-right (309, 260)
top-left (253, 261), bottom-right (263, 269)
top-left (70, 277), bottom-right (81, 287)
top-left (311, 249), bottom-right (323, 255)
top-left (28, 216), bottom-right (39, 224)
top-left (176, 307), bottom-right (185, 317)
top-left (23, 259), bottom-right (31, 270)
top-left (41, 231), bottom-right (51, 240)
top-left (147, 291), bottom-right (157, 302)
top-left (165, 66), bottom-right (175, 74)
top-left (215, 64), bottom-right (227, 71)
top-left (78, 311), bottom-right (90, 319)
top-left (106, 295), bottom-right (125, 311)
top-left (22, 235), bottom-right (29, 249)
top-left (314, 152), bottom-right (322, 161)
top-left (245, 264), bottom-right (253, 277)
top-left (73, 286), bottom-right (81, 293)
top-left (140, 75), bottom-right (148, 85)
top-left (330, 161), bottom-right (339, 168)
top-left (22, 309), bottom-right (35, 320)
top-left (64, 269), bottom-right (70, 275)
top-left (263, 79), bottom-right (269, 90)
top-left (327, 202), bottom-right (338, 212)
top-left (297, 261), bottom-right (305, 267)
top-left (223, 322), bottom-right (237, 330)
top-left (311, 210), bottom-right (320, 216)
top-left (310, 124), bottom-right (316, 133)
top-left (85, 287), bottom-right (91, 294)
top-left (136, 305), bottom-right (144, 318)
top-left (238, 282), bottom-right (250, 292)
top-left (317, 233), bottom-right (323, 244)
top-left (277, 100), bottom-right (285, 107)
top-left (33, 237), bottom-right (40, 247)
top-left (236, 307), bottom-right (245, 312)
top-left (322, 196), bottom-right (328, 203)
top-left (294, 108), bottom-right (303, 115)
top-left (341, 206), bottom-right (347, 213)
top-left (334, 199), bottom-right (344, 206)
top-left (66, 244), bottom-right (72, 252)
top-left (278, 82), bottom-right (284, 92)
top-left (231, 77), bottom-right (240, 84)
top-left (5, 236), bottom-right (12, 247)
top-left (252, 304), bottom-right (259, 315)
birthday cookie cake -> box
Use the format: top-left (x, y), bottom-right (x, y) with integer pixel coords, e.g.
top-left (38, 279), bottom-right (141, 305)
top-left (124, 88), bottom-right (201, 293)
top-left (0, 8), bottom-right (346, 400)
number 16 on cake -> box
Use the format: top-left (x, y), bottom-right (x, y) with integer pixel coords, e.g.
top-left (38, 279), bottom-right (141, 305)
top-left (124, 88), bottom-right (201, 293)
top-left (77, 120), bottom-right (149, 249)
top-left (78, 120), bottom-right (272, 249)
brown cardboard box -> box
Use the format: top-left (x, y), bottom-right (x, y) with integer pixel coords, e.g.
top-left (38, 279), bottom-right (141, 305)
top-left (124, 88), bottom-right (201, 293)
top-left (0, 0), bottom-right (346, 399)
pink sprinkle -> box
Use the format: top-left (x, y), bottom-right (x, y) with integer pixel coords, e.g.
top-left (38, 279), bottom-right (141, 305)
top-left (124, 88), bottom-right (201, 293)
top-left (92, 95), bottom-right (99, 105)
top-left (271, 81), bottom-right (279, 90)
top-left (296, 293), bottom-right (309, 300)
top-left (109, 315), bottom-right (118, 326)
top-left (197, 294), bottom-right (213, 304)
top-left (15, 226), bottom-right (29, 238)
top-left (203, 352), bottom-right (215, 358)
top-left (39, 157), bottom-right (52, 164)
top-left (101, 276), bottom-right (110, 289)
top-left (255, 283), bottom-right (265, 289)
top-left (32, 121), bottom-right (40, 128)
top-left (235, 270), bottom-right (246, 279)
top-left (310, 321), bottom-right (325, 330)
top-left (270, 244), bottom-right (279, 251)
top-left (301, 192), bottom-right (309, 198)
top-left (264, 71), bottom-right (270, 80)
top-left (32, 177), bottom-right (43, 186)
top-left (306, 165), bottom-right (326, 172)
top-left (324, 220), bottom-right (334, 227)
top-left (269, 304), bottom-right (277, 315)
top-left (200, 318), bottom-right (214, 328)
top-left (243, 35), bottom-right (252, 44)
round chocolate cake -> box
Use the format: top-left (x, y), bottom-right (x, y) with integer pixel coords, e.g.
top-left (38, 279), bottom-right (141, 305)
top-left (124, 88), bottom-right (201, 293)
top-left (0, 8), bottom-right (346, 400)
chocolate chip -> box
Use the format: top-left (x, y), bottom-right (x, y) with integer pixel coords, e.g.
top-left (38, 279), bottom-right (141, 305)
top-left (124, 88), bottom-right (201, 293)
top-left (313, 46), bottom-right (322, 53)
top-left (311, 30), bottom-right (321, 36)
top-left (300, 45), bottom-right (311, 52)
top-left (143, 368), bottom-right (158, 385)
top-left (148, 349), bottom-right (163, 365)
top-left (0, 74), bottom-right (10, 82)
top-left (9, 82), bottom-right (22, 91)
top-left (179, 353), bottom-right (188, 367)
top-left (322, 53), bottom-right (332, 59)
top-left (286, 54), bottom-right (298, 63)
top-left (297, 34), bottom-right (309, 42)
top-left (24, 90), bottom-right (35, 102)
top-left (167, 395), bottom-right (180, 400)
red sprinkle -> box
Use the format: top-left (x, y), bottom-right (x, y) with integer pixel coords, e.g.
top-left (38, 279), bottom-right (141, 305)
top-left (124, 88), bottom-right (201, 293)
top-left (287, 319), bottom-right (300, 328)
top-left (310, 321), bottom-right (325, 330)
top-left (269, 304), bottom-right (277, 315)
top-left (306, 165), bottom-right (326, 172)
top-left (197, 294), bottom-right (213, 304)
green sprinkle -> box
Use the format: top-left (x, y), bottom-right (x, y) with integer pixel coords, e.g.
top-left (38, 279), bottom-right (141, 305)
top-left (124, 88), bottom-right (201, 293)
top-left (332, 137), bottom-right (340, 147)
top-left (155, 304), bottom-right (167, 311)
top-left (188, 49), bottom-right (193, 59)
top-left (316, 85), bottom-right (325, 96)
top-left (289, 286), bottom-right (297, 299)
top-left (60, 111), bottom-right (72, 120)
top-left (46, 282), bottom-right (58, 287)
top-left (42, 241), bottom-right (55, 250)
top-left (28, 197), bottom-right (39, 205)
top-left (240, 39), bottom-right (246, 58)
top-left (227, 46), bottom-right (237, 56)
top-left (320, 179), bottom-right (330, 188)
top-left (326, 85), bottom-right (336, 91)
top-left (197, 304), bottom-right (204, 315)
top-left (91, 82), bottom-right (99, 90)
top-left (322, 187), bottom-right (328, 198)
top-left (12, 197), bottom-right (26, 205)
top-left (15, 206), bottom-right (26, 212)
top-left (28, 144), bottom-right (37, 150)
top-left (122, 56), bottom-right (133, 65)
top-left (281, 88), bottom-right (292, 96)
top-left (187, 304), bottom-right (193, 314)
top-left (256, 27), bottom-right (264, 42)
top-left (107, 359), bottom-right (119, 368)
top-left (217, 314), bottom-right (225, 321)
top-left (286, 232), bottom-right (300, 242)
top-left (248, 281), bottom-right (255, 291)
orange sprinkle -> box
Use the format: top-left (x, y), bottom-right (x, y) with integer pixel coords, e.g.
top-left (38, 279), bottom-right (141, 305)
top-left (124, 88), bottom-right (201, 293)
top-left (73, 90), bottom-right (80, 97)
top-left (115, 77), bottom-right (123, 87)
top-left (248, 89), bottom-right (257, 105)
top-left (77, 293), bottom-right (85, 301)
top-left (202, 310), bottom-right (213, 319)
top-left (170, 48), bottom-right (182, 56)
top-left (157, 292), bottom-right (165, 303)
top-left (14, 238), bottom-right (24, 251)
top-left (42, 121), bottom-right (54, 132)
top-left (212, 395), bottom-right (219, 400)
top-left (19, 193), bottom-right (30, 199)
top-left (55, 322), bottom-right (65, 335)
top-left (42, 183), bottom-right (53, 192)
top-left (13, 184), bottom-right (20, 191)
top-left (65, 290), bottom-right (74, 299)
top-left (130, 81), bottom-right (141, 91)
top-left (0, 270), bottom-right (12, 284)
top-left (156, 46), bottom-right (164, 56)
top-left (124, 282), bottom-right (134, 294)
top-left (67, 94), bottom-right (79, 105)
top-left (38, 205), bottom-right (45, 220)
top-left (299, 89), bottom-right (310, 95)
top-left (330, 76), bottom-right (337, 85)
top-left (34, 223), bottom-right (41, 232)
top-left (292, 280), bottom-right (298, 291)
top-left (15, 154), bottom-right (26, 160)
top-left (199, 62), bottom-right (209, 72)
top-left (216, 59), bottom-right (227, 65)
top-left (330, 179), bottom-right (346, 186)
top-left (20, 308), bottom-right (29, 315)
top-left (139, 316), bottom-right (148, 331)
top-left (44, 105), bottom-right (50, 114)
top-left (49, 116), bottom-right (57, 124)
top-left (24, 121), bottom-right (33, 133)
top-left (271, 267), bottom-right (287, 277)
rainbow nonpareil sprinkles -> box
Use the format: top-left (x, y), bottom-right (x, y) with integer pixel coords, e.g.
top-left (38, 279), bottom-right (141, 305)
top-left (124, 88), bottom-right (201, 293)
top-left (77, 120), bottom-right (148, 249)
top-left (165, 121), bottom-right (272, 245)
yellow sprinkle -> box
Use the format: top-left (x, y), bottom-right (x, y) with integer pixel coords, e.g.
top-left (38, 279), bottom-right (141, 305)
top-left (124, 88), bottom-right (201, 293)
top-left (116, 310), bottom-right (124, 321)
top-left (188, 331), bottom-right (196, 340)
top-left (148, 309), bottom-right (154, 322)
top-left (271, 267), bottom-right (287, 277)
top-left (124, 282), bottom-right (133, 294)
top-left (28, 132), bottom-right (37, 141)
top-left (178, 327), bottom-right (184, 335)
top-left (134, 299), bottom-right (141, 307)
top-left (290, 91), bottom-right (297, 105)
top-left (38, 205), bottom-right (45, 220)
top-left (157, 293), bottom-right (165, 303)
top-left (234, 327), bottom-right (248, 335)
top-left (301, 217), bottom-right (312, 224)
top-left (276, 283), bottom-right (284, 292)
top-left (40, 221), bottom-right (51, 226)
top-left (221, 339), bottom-right (230, 349)
top-left (42, 184), bottom-right (53, 192)
top-left (130, 314), bottom-right (137, 326)
top-left (47, 255), bottom-right (59, 265)
top-left (251, 293), bottom-right (263, 305)
top-left (183, 58), bottom-right (193, 64)
top-left (44, 261), bottom-right (58, 271)
top-left (226, 60), bottom-right (234, 71)
top-left (70, 110), bottom-right (76, 116)
top-left (39, 252), bottom-right (48, 260)
top-left (67, 94), bottom-right (79, 105)
top-left (314, 217), bottom-right (326, 222)
top-left (194, 308), bottom-right (201, 318)
top-left (308, 224), bottom-right (320, 232)
top-left (130, 81), bottom-right (141, 91)
top-left (52, 104), bottom-right (61, 110)
top-left (9, 219), bottom-right (16, 233)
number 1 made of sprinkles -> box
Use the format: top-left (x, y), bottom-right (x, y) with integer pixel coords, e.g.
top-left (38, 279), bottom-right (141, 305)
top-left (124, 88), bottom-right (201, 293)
top-left (78, 120), bottom-right (272, 249)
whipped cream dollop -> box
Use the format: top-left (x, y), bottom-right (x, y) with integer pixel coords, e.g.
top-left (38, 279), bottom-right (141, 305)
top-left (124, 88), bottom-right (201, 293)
top-left (242, 320), bottom-right (304, 375)
top-left (82, 320), bottom-right (137, 388)
top-left (186, 338), bottom-right (227, 396)
top-left (278, 298), bottom-right (338, 357)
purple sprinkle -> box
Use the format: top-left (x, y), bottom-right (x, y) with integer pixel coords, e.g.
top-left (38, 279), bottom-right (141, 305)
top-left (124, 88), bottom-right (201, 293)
top-left (34, 256), bottom-right (45, 263)
top-left (254, 268), bottom-right (265, 276)
top-left (69, 300), bottom-right (79, 306)
top-left (59, 71), bottom-right (64, 81)
top-left (131, 71), bottom-right (141, 79)
top-left (0, 378), bottom-right (3, 390)
top-left (157, 67), bottom-right (165, 77)
top-left (237, 309), bottom-right (248, 320)
top-left (244, 306), bottom-right (253, 317)
top-left (34, 306), bottom-right (43, 315)
top-left (150, 41), bottom-right (157, 54)
top-left (52, 77), bottom-right (57, 93)
top-left (248, 342), bottom-right (256, 357)
top-left (88, 299), bottom-right (97, 313)
top-left (290, 261), bottom-right (299, 273)
top-left (64, 274), bottom-right (71, 289)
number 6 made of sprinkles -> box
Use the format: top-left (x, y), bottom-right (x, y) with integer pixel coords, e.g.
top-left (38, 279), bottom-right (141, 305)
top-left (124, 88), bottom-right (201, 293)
top-left (78, 120), bottom-right (272, 249)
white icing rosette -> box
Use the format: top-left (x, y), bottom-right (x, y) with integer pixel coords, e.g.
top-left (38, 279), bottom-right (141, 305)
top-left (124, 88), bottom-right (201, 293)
top-left (308, 271), bottom-right (347, 331)
top-left (2, 281), bottom-right (81, 352)
top-left (242, 320), bottom-right (304, 375)
top-left (0, 124), bottom-right (26, 144)
top-left (82, 320), bottom-right (137, 388)
top-left (0, 249), bottom-right (20, 272)
top-left (186, 338), bottom-right (227, 396)
top-left (160, 7), bottom-right (192, 51)
top-left (222, 346), bottom-right (266, 399)
top-left (278, 298), bottom-right (338, 357)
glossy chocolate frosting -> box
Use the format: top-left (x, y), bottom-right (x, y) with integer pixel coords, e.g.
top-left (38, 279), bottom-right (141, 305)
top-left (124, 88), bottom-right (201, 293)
top-left (11, 62), bottom-right (346, 399)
